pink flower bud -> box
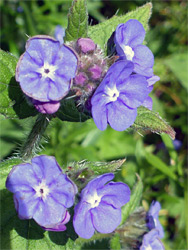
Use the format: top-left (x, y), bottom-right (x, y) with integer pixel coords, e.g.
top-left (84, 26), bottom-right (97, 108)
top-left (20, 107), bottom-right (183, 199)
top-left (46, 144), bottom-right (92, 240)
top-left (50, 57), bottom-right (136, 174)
top-left (74, 72), bottom-right (88, 86)
top-left (32, 99), bottom-right (60, 114)
top-left (88, 65), bottom-right (102, 80)
top-left (77, 38), bottom-right (96, 54)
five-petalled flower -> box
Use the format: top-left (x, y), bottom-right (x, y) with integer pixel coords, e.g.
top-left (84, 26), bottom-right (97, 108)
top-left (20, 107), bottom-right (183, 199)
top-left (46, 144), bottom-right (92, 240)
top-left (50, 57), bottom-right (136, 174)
top-left (114, 19), bottom-right (154, 77)
top-left (16, 35), bottom-right (78, 107)
top-left (6, 155), bottom-right (77, 231)
top-left (91, 60), bottom-right (151, 131)
top-left (73, 173), bottom-right (131, 239)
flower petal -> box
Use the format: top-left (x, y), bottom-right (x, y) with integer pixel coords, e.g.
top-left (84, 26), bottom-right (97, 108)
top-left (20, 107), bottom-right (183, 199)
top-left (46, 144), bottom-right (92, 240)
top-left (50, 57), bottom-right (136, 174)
top-left (82, 173), bottom-right (114, 197)
top-left (133, 45), bottom-right (154, 76)
top-left (98, 182), bottom-right (131, 208)
top-left (107, 101), bottom-right (137, 131)
top-left (31, 155), bottom-right (62, 185)
top-left (91, 92), bottom-right (108, 131)
top-left (142, 96), bottom-right (153, 110)
top-left (50, 174), bottom-right (77, 208)
top-left (115, 20), bottom-right (145, 55)
top-left (91, 203), bottom-right (121, 233)
top-left (73, 202), bottom-right (95, 239)
top-left (26, 36), bottom-right (60, 65)
top-left (42, 210), bottom-right (70, 231)
top-left (118, 74), bottom-right (149, 109)
top-left (33, 195), bottom-right (66, 228)
top-left (6, 163), bottom-right (40, 192)
top-left (14, 191), bottom-right (40, 219)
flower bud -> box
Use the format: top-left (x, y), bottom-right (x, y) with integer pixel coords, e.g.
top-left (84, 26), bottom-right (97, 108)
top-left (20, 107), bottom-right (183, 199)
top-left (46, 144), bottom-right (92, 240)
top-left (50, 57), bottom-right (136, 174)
top-left (31, 99), bottom-right (60, 114)
top-left (88, 64), bottom-right (103, 80)
top-left (77, 38), bottom-right (96, 54)
top-left (74, 72), bottom-right (88, 86)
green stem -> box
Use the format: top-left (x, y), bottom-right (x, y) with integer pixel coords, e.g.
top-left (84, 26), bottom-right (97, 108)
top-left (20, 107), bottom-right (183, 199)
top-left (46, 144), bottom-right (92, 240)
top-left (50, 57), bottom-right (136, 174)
top-left (185, 171), bottom-right (188, 249)
top-left (20, 114), bottom-right (51, 160)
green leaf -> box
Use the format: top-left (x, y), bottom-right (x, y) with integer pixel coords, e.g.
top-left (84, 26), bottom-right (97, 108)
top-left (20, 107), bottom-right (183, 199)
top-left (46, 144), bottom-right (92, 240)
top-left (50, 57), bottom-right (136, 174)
top-left (161, 133), bottom-right (177, 162)
top-left (65, 0), bottom-right (88, 42)
top-left (0, 157), bottom-right (82, 250)
top-left (132, 106), bottom-right (176, 140)
top-left (56, 98), bottom-right (90, 122)
top-left (88, 2), bottom-right (152, 51)
top-left (164, 53), bottom-right (188, 92)
top-left (0, 50), bottom-right (37, 119)
top-left (145, 152), bottom-right (177, 181)
top-left (121, 174), bottom-right (143, 225)
top-left (110, 233), bottom-right (121, 250)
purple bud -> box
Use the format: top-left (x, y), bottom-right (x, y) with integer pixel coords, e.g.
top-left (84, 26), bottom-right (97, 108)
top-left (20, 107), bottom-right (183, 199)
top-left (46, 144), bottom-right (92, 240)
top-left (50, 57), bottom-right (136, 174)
top-left (88, 64), bottom-right (102, 80)
top-left (77, 38), bottom-right (96, 54)
top-left (74, 72), bottom-right (88, 86)
top-left (31, 99), bottom-right (60, 114)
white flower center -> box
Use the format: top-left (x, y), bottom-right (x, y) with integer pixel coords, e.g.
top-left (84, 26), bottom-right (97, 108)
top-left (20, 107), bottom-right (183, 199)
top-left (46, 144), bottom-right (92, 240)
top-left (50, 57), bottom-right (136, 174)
top-left (34, 181), bottom-right (50, 200)
top-left (145, 244), bottom-right (152, 250)
top-left (105, 86), bottom-right (119, 102)
top-left (37, 62), bottom-right (58, 81)
top-left (122, 45), bottom-right (134, 61)
top-left (86, 191), bottom-right (102, 209)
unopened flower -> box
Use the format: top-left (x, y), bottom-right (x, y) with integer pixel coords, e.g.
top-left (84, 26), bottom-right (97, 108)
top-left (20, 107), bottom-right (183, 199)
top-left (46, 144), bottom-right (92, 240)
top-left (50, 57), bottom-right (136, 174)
top-left (140, 229), bottom-right (165, 250)
top-left (31, 99), bottom-right (60, 114)
top-left (16, 35), bottom-right (78, 102)
top-left (147, 201), bottom-right (164, 239)
top-left (77, 38), bottom-right (96, 54)
top-left (6, 155), bottom-right (77, 231)
top-left (91, 60), bottom-right (150, 131)
top-left (73, 173), bottom-right (131, 239)
top-left (114, 19), bottom-right (154, 77)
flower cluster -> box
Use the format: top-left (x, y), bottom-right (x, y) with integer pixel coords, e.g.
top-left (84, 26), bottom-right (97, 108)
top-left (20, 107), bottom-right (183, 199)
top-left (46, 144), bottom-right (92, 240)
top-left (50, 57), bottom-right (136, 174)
top-left (91, 19), bottom-right (159, 131)
top-left (6, 155), bottom-right (130, 238)
top-left (16, 35), bottom-right (78, 114)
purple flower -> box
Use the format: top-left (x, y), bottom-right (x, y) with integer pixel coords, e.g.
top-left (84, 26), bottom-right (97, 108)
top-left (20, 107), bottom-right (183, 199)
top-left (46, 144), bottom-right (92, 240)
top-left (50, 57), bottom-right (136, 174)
top-left (147, 201), bottom-right (164, 239)
top-left (114, 19), bottom-right (154, 77)
top-left (91, 60), bottom-right (150, 131)
top-left (140, 229), bottom-right (165, 250)
top-left (16, 35), bottom-right (78, 102)
top-left (6, 155), bottom-right (77, 231)
top-left (73, 173), bottom-right (131, 239)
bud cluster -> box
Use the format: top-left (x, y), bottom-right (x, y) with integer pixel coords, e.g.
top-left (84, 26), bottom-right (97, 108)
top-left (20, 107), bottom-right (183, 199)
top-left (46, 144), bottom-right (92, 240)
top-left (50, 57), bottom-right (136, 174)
top-left (68, 38), bottom-right (108, 111)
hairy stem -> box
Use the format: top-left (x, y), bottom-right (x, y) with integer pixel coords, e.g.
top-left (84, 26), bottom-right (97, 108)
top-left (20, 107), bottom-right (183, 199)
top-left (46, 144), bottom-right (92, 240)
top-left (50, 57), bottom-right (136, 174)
top-left (20, 114), bottom-right (51, 160)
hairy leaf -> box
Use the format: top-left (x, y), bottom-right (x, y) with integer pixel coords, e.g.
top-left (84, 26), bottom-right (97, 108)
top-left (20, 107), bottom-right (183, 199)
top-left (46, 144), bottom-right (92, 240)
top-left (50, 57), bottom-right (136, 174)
top-left (88, 3), bottom-right (152, 51)
top-left (132, 106), bottom-right (176, 139)
top-left (0, 50), bottom-right (37, 119)
top-left (121, 174), bottom-right (143, 225)
top-left (65, 0), bottom-right (88, 42)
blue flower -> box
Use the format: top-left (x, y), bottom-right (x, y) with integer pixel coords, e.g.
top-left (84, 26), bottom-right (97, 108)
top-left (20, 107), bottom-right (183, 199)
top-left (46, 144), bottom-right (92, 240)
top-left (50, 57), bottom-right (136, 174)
top-left (16, 35), bottom-right (78, 103)
top-left (73, 173), bottom-right (131, 239)
top-left (114, 19), bottom-right (154, 77)
top-left (91, 60), bottom-right (151, 131)
top-left (140, 229), bottom-right (165, 250)
top-left (6, 155), bottom-right (77, 231)
top-left (147, 201), bottom-right (164, 239)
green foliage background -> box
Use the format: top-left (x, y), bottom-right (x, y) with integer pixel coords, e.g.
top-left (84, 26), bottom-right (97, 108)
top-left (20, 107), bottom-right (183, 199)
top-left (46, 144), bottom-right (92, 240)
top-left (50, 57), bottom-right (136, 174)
top-left (0, 0), bottom-right (187, 249)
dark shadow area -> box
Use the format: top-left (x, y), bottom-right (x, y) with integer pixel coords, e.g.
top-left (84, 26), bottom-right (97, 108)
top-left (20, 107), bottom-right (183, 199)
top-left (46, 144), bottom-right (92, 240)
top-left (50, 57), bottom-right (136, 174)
top-left (0, 189), bottom-right (45, 249)
top-left (8, 77), bottom-right (37, 119)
